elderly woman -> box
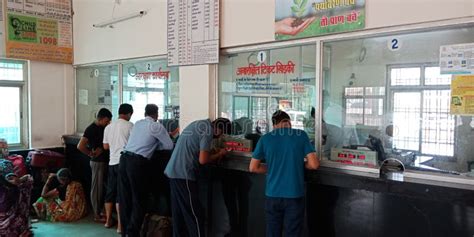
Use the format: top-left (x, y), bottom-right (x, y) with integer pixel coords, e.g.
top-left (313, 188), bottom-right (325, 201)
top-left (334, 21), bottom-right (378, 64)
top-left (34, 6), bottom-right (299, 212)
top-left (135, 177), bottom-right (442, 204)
top-left (33, 168), bottom-right (87, 222)
top-left (0, 159), bottom-right (33, 237)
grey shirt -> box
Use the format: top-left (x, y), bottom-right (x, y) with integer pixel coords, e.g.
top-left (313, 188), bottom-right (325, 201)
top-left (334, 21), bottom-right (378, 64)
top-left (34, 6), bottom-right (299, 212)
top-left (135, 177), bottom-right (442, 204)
top-left (164, 119), bottom-right (213, 181)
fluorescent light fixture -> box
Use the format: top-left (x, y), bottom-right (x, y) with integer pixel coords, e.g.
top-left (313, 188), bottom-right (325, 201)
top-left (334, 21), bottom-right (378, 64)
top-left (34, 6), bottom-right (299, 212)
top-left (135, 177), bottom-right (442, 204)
top-left (93, 10), bottom-right (147, 28)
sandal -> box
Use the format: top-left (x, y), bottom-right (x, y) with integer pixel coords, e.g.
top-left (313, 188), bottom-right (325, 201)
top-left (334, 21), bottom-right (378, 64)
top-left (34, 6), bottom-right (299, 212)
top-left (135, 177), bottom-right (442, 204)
top-left (94, 216), bottom-right (107, 223)
top-left (104, 219), bottom-right (116, 228)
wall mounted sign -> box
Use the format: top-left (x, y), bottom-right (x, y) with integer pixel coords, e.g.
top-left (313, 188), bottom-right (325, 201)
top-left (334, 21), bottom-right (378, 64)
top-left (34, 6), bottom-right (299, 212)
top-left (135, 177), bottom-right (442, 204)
top-left (275, 0), bottom-right (365, 41)
top-left (5, 0), bottom-right (73, 64)
top-left (451, 75), bottom-right (474, 115)
top-left (167, 0), bottom-right (219, 66)
top-left (440, 43), bottom-right (474, 75)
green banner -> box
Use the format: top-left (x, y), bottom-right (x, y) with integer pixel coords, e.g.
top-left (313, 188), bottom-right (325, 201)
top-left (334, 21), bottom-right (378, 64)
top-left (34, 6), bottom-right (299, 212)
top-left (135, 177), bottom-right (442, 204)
top-left (8, 13), bottom-right (38, 43)
top-left (275, 0), bottom-right (365, 40)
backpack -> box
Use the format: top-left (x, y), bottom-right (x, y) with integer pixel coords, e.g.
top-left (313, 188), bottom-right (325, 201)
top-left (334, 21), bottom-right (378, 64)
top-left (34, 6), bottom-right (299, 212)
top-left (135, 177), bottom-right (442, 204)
top-left (141, 214), bottom-right (172, 237)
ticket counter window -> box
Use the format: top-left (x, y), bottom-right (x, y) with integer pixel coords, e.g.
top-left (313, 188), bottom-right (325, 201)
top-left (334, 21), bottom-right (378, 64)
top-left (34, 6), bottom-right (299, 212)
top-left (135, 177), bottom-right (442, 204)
top-left (76, 65), bottom-right (119, 133)
top-left (322, 26), bottom-right (474, 174)
top-left (219, 45), bottom-right (316, 150)
top-left (122, 60), bottom-right (179, 123)
top-left (76, 59), bottom-right (179, 133)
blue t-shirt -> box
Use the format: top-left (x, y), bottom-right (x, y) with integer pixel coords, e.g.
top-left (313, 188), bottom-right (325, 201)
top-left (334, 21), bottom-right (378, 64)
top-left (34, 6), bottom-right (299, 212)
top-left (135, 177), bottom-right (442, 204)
top-left (253, 128), bottom-right (315, 198)
top-left (164, 119), bottom-right (213, 181)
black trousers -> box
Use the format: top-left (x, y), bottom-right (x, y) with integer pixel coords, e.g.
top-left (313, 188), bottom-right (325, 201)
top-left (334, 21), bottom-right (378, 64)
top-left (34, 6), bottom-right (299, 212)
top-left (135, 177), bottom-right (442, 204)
top-left (170, 178), bottom-right (205, 237)
top-left (118, 153), bottom-right (150, 237)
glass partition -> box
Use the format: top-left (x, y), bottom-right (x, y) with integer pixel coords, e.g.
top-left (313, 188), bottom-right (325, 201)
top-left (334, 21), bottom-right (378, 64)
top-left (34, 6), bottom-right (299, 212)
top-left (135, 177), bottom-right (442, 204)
top-left (76, 58), bottom-right (179, 133)
top-left (219, 45), bottom-right (316, 149)
top-left (76, 65), bottom-right (119, 133)
top-left (122, 60), bottom-right (179, 123)
top-left (322, 26), bottom-right (474, 175)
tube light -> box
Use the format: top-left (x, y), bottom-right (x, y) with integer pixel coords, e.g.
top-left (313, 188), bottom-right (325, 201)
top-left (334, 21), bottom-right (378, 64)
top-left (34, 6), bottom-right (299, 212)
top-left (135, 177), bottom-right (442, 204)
top-left (93, 10), bottom-right (147, 28)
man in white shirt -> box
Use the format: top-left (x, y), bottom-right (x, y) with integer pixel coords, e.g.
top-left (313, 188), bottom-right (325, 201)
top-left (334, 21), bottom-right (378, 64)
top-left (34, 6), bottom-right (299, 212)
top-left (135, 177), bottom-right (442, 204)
top-left (103, 104), bottom-right (134, 234)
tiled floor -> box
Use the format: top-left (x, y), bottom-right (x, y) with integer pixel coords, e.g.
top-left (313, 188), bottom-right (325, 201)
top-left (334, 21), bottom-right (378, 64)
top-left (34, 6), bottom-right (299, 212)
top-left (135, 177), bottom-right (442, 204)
top-left (32, 215), bottom-right (119, 237)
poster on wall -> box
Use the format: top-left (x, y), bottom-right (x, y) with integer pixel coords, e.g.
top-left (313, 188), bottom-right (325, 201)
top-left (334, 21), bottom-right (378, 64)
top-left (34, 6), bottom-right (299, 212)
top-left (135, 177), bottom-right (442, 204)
top-left (4, 0), bottom-right (73, 64)
top-left (275, 0), bottom-right (365, 41)
top-left (167, 0), bottom-right (219, 66)
top-left (440, 43), bottom-right (474, 75)
top-left (450, 75), bottom-right (474, 115)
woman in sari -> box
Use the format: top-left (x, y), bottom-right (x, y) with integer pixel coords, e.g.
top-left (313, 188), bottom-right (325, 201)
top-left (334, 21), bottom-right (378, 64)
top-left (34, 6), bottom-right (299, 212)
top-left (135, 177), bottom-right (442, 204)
top-left (0, 159), bottom-right (33, 237)
top-left (33, 168), bottom-right (87, 222)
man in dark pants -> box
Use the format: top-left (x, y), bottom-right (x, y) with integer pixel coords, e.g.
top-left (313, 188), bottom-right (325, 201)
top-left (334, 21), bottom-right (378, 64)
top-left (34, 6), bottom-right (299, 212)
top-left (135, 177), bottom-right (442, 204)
top-left (249, 110), bottom-right (319, 237)
top-left (77, 108), bottom-right (112, 222)
top-left (164, 118), bottom-right (231, 237)
top-left (103, 103), bottom-right (134, 233)
top-left (118, 104), bottom-right (173, 237)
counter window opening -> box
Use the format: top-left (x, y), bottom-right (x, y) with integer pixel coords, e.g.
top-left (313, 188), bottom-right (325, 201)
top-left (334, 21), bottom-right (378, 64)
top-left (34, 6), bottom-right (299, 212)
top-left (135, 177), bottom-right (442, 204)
top-left (75, 58), bottom-right (179, 134)
top-left (218, 45), bottom-right (317, 152)
top-left (322, 25), bottom-right (474, 176)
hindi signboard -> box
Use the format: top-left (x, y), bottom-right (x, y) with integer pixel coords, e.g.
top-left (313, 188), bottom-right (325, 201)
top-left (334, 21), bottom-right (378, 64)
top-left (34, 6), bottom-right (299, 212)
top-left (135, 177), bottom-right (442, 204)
top-left (5, 0), bottom-right (73, 64)
top-left (275, 0), bottom-right (365, 41)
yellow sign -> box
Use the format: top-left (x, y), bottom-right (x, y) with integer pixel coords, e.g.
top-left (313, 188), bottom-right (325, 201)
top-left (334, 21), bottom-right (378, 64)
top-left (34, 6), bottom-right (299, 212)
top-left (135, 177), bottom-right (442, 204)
top-left (451, 75), bottom-right (474, 115)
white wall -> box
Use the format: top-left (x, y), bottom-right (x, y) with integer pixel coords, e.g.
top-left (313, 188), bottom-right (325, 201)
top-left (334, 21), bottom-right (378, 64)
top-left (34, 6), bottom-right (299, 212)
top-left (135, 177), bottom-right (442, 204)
top-left (73, 0), bottom-right (167, 65)
top-left (29, 62), bottom-right (75, 148)
top-left (179, 65), bottom-right (217, 130)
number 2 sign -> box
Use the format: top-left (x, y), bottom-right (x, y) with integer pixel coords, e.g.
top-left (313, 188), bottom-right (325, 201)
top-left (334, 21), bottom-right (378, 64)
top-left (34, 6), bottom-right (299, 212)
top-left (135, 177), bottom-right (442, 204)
top-left (388, 38), bottom-right (402, 51)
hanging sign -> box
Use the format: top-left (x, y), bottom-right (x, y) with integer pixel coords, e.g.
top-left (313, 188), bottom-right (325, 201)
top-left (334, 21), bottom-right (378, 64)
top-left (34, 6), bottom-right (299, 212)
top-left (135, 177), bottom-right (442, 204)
top-left (275, 0), bottom-right (365, 41)
top-left (5, 0), bottom-right (73, 64)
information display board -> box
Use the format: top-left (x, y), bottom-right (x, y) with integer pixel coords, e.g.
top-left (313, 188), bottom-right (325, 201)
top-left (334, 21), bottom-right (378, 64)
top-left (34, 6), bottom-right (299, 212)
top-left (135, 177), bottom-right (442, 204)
top-left (167, 0), bottom-right (219, 66)
top-left (4, 0), bottom-right (73, 64)
top-left (440, 43), bottom-right (474, 75)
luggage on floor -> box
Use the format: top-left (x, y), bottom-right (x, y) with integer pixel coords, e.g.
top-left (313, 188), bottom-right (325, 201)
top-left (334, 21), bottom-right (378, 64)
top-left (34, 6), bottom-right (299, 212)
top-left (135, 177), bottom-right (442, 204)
top-left (141, 214), bottom-right (172, 237)
top-left (6, 154), bottom-right (28, 176)
top-left (27, 150), bottom-right (65, 168)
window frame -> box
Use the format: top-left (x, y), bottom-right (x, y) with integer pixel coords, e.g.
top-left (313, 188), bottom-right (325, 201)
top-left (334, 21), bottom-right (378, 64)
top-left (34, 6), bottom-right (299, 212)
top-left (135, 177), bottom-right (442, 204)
top-left (387, 64), bottom-right (454, 158)
top-left (343, 86), bottom-right (385, 127)
top-left (0, 59), bottom-right (29, 149)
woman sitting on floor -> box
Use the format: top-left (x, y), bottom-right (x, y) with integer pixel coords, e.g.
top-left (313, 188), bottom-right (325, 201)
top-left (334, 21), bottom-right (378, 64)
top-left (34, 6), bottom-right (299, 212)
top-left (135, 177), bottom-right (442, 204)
top-left (0, 159), bottom-right (34, 237)
top-left (33, 168), bottom-right (87, 222)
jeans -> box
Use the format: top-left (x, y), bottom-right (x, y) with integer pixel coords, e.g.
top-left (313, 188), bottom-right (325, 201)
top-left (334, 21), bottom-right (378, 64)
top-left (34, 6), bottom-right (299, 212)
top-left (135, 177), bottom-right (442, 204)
top-left (265, 197), bottom-right (305, 237)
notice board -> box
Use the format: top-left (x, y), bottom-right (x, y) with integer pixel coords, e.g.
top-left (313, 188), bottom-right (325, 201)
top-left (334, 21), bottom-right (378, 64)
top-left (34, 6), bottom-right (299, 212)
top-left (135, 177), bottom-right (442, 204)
top-left (4, 0), bottom-right (73, 64)
top-left (167, 0), bottom-right (219, 66)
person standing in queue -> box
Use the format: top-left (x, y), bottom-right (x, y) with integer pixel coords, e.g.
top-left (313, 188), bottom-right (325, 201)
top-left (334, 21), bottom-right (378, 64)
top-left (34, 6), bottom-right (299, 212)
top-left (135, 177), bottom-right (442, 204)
top-left (119, 104), bottom-right (173, 237)
top-left (249, 110), bottom-right (319, 237)
top-left (103, 103), bottom-right (134, 234)
top-left (77, 108), bottom-right (112, 223)
top-left (164, 118), bottom-right (231, 237)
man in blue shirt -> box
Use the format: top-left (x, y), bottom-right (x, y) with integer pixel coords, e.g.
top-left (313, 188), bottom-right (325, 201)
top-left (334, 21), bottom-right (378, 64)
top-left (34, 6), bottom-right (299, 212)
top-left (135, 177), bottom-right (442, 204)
top-left (118, 104), bottom-right (173, 237)
top-left (164, 118), bottom-right (231, 237)
top-left (249, 110), bottom-right (319, 237)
